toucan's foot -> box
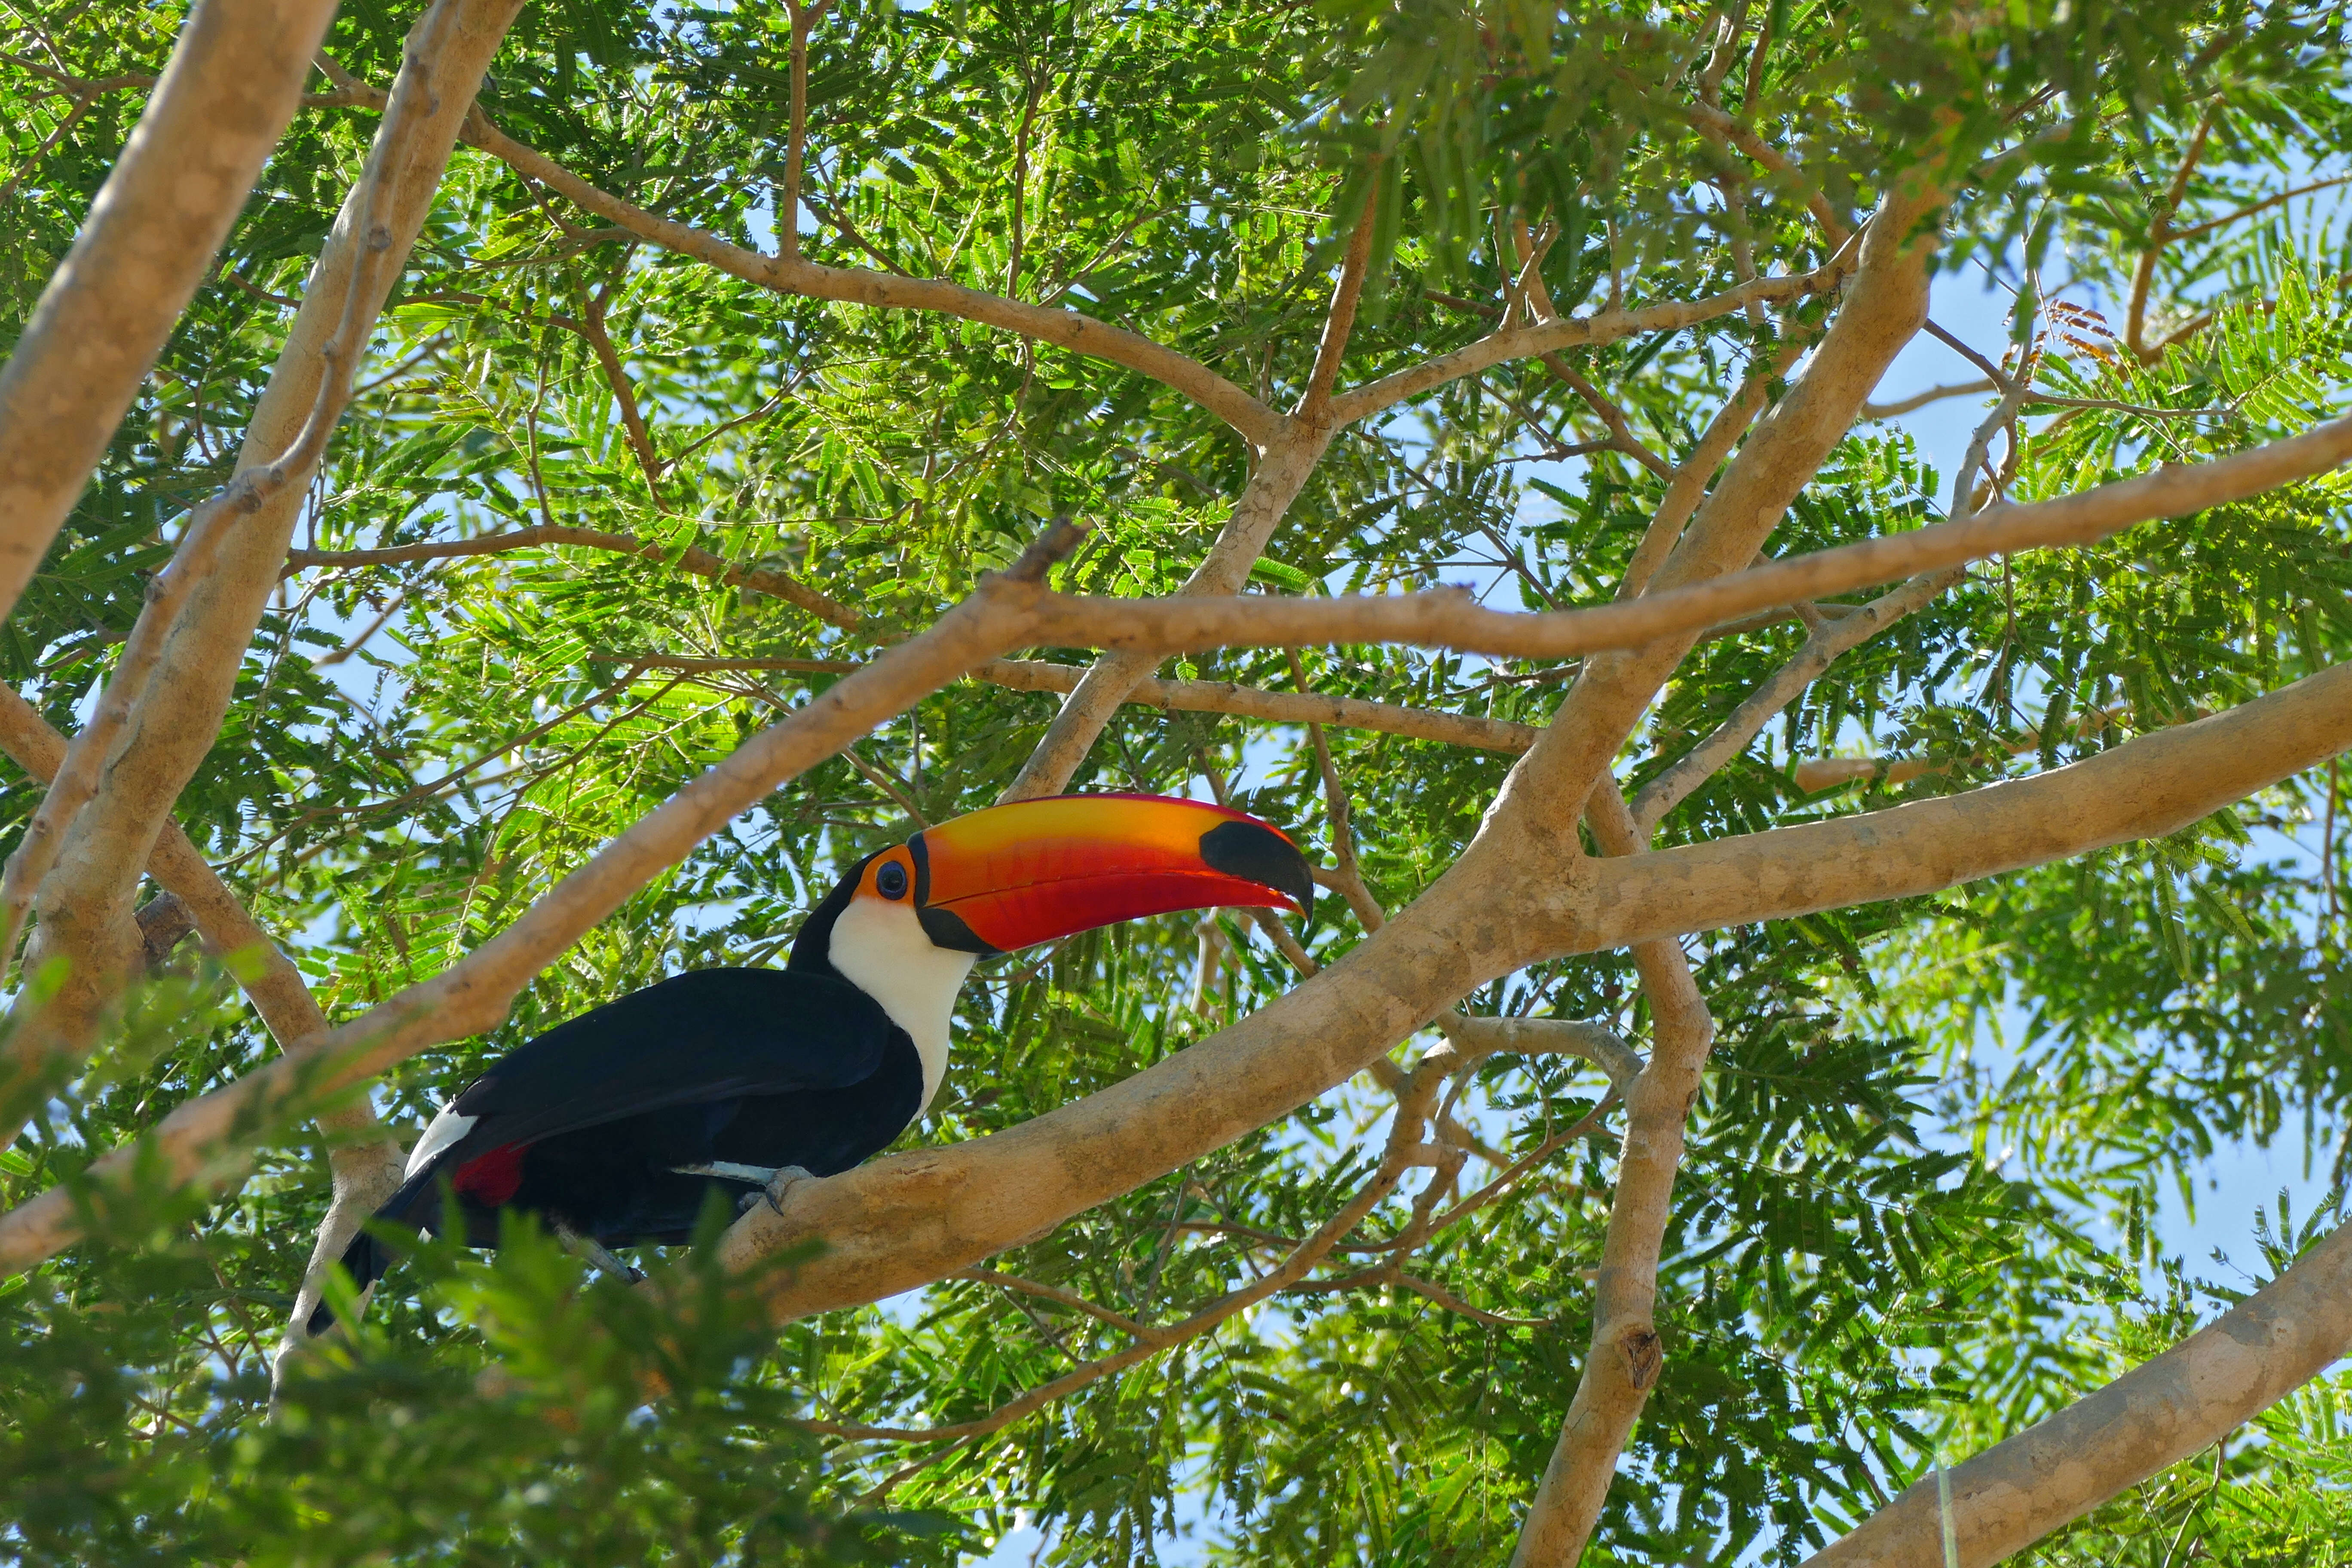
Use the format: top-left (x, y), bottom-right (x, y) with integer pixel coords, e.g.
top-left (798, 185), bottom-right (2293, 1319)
top-left (553, 1221), bottom-right (645, 1284)
top-left (668, 1161), bottom-right (815, 1216)
top-left (760, 1164), bottom-right (817, 1217)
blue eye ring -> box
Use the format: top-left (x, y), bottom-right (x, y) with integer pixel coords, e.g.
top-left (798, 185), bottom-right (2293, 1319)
top-left (875, 860), bottom-right (910, 900)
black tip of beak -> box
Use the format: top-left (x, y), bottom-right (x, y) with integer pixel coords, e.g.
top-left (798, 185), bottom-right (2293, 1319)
top-left (1199, 820), bottom-right (1315, 913)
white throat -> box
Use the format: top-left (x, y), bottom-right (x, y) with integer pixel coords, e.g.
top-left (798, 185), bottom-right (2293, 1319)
top-left (824, 896), bottom-right (977, 1114)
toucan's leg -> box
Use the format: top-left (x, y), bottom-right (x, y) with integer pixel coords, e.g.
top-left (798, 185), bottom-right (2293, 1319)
top-left (669, 1161), bottom-right (817, 1216)
top-left (553, 1221), bottom-right (645, 1283)
top-left (670, 1161), bottom-right (780, 1184)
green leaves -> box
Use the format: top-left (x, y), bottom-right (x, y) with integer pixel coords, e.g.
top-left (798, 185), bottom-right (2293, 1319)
top-left (8, 0), bottom-right (2352, 1561)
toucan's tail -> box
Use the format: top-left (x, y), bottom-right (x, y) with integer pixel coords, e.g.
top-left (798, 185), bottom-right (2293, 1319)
top-left (303, 1168), bottom-right (439, 1335)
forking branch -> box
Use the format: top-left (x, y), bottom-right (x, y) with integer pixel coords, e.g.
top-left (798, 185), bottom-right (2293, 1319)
top-left (0, 2), bottom-right (459, 1136)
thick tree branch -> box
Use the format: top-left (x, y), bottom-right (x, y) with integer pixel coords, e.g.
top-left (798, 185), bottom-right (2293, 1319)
top-left (1504, 185), bottom-right (1939, 843)
top-left (1549, 661), bottom-right (2352, 958)
top-left (991, 399), bottom-right (2352, 662)
top-left (0, 686), bottom-right (404, 1367)
top-left (998, 434), bottom-right (1331, 801)
top-left (1617, 343), bottom-right (1804, 600)
top-left (680, 658), bottom-right (2352, 1329)
top-left (0, 531), bottom-right (1087, 1274)
top-left (2, 1), bottom-right (502, 1136)
top-left (1510, 787), bottom-right (1717, 1568)
top-left (0, 0), bottom-right (343, 628)
top-left (1804, 1218), bottom-right (2352, 1568)
top-left (789, 1052), bottom-right (1459, 1452)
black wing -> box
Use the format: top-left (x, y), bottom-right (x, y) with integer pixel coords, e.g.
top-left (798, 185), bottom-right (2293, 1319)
top-left (424, 968), bottom-right (899, 1174)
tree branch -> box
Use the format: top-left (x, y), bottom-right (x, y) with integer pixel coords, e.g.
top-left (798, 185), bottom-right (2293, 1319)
top-left (2127, 107), bottom-right (2217, 364)
top-left (1804, 1218), bottom-right (2352, 1568)
top-left (434, 103), bottom-right (1288, 448)
top-left (1539, 355), bottom-right (1674, 480)
top-left (777, 0), bottom-right (830, 263)
top-left (571, 270), bottom-right (667, 500)
top-left (0, 0), bottom-right (344, 628)
top-left (1552, 660), bottom-right (2352, 959)
top-left (979, 656), bottom-right (1538, 753)
top-left (0, 687), bottom-right (404, 1372)
top-left (2164, 172), bottom-right (2352, 246)
top-left (1298, 187), bottom-right (1380, 416)
top-left (1629, 377), bottom-right (2034, 831)
top-left (0, 530), bottom-right (1089, 1275)
top-left (993, 398), bottom-right (2352, 662)
top-left (1325, 263), bottom-right (1848, 429)
top-left (997, 434), bottom-right (1331, 801)
top-left (1510, 786), bottom-right (1717, 1567)
top-left (1676, 96), bottom-right (1854, 248)
top-left (3, 0), bottom-right (503, 1133)
top-left (1860, 379), bottom-right (1995, 420)
top-left (789, 1051), bottom-right (1459, 1450)
top-left (1617, 344), bottom-right (1804, 600)
top-left (1632, 565), bottom-right (1963, 832)
top-left (1505, 186), bottom-right (1937, 842)
top-left (286, 523), bottom-right (864, 634)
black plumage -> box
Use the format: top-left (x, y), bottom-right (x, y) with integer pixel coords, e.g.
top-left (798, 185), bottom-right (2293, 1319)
top-left (311, 861), bottom-right (910, 1331)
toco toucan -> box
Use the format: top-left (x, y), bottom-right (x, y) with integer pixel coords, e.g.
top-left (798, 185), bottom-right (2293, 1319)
top-left (309, 793), bottom-right (1311, 1330)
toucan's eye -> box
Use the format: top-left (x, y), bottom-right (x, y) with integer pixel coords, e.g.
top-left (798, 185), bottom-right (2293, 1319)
top-left (875, 860), bottom-right (910, 900)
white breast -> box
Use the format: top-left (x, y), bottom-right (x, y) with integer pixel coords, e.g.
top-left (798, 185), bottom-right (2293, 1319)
top-left (824, 894), bottom-right (977, 1114)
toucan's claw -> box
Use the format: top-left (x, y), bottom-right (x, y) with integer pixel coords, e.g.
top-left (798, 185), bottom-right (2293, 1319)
top-left (762, 1164), bottom-right (817, 1216)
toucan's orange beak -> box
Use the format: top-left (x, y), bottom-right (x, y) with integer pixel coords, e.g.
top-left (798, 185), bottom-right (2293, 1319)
top-left (905, 794), bottom-right (1313, 955)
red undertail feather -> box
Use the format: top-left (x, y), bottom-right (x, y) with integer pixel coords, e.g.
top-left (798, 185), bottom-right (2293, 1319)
top-left (451, 1143), bottom-right (526, 1206)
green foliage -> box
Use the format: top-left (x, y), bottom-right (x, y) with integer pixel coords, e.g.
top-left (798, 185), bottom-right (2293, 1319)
top-left (6, 0), bottom-right (2352, 1563)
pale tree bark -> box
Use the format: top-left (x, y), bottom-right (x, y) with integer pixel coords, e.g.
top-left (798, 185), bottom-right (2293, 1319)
top-left (0, 688), bottom-right (404, 1371)
top-left (1804, 1218), bottom-right (2352, 1567)
top-left (3, 479), bottom-right (2350, 1277)
top-left (1481, 199), bottom-right (1936, 1559)
top-left (0, 0), bottom-right (344, 626)
top-left (691, 659), bottom-right (2352, 1322)
top-left (0, 527), bottom-right (1093, 1272)
top-left (9, 0), bottom-right (527, 1101)
top-left (998, 198), bottom-right (1378, 803)
top-left (1627, 375), bottom-right (2036, 833)
top-left (1508, 788), bottom-right (1717, 1567)
top-left (999, 434), bottom-right (1333, 801)
top-left (1507, 182), bottom-right (1942, 846)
